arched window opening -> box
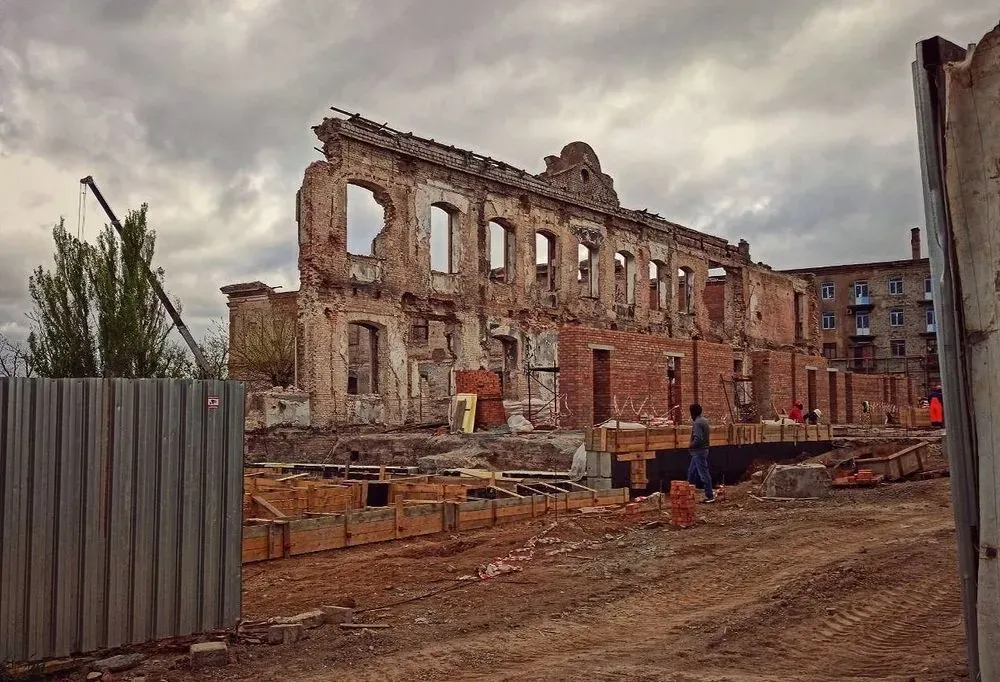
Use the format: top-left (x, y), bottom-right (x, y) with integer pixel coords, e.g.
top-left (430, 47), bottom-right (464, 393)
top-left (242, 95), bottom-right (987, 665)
top-left (347, 322), bottom-right (380, 394)
top-left (346, 183), bottom-right (386, 256)
top-left (649, 260), bottom-right (668, 311)
top-left (489, 220), bottom-right (514, 282)
top-left (578, 243), bottom-right (599, 298)
top-left (535, 231), bottom-right (557, 291)
top-left (678, 267), bottom-right (694, 314)
top-left (431, 203), bottom-right (459, 273)
top-left (614, 251), bottom-right (636, 305)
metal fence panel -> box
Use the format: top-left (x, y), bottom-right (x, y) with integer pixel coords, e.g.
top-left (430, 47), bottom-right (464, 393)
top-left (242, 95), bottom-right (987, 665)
top-left (0, 378), bottom-right (244, 663)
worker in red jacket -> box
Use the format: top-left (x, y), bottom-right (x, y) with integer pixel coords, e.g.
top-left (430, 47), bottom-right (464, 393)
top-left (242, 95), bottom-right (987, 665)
top-left (788, 400), bottom-right (804, 423)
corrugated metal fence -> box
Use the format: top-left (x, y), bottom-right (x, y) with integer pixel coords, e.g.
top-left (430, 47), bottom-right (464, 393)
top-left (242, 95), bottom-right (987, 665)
top-left (0, 378), bottom-right (245, 663)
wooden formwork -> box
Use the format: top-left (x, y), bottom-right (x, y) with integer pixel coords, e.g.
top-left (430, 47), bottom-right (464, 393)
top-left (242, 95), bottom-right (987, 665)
top-left (241, 470), bottom-right (512, 523)
top-left (855, 441), bottom-right (930, 481)
top-left (585, 423), bottom-right (832, 454)
top-left (899, 407), bottom-right (933, 429)
top-left (242, 488), bottom-right (631, 563)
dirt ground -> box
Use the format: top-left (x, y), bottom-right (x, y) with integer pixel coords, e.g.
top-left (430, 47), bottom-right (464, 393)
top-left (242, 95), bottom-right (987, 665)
top-left (114, 459), bottom-right (967, 682)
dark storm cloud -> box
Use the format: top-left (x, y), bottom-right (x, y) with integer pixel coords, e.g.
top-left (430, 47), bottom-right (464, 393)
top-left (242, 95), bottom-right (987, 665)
top-left (1, 0), bottom-right (997, 341)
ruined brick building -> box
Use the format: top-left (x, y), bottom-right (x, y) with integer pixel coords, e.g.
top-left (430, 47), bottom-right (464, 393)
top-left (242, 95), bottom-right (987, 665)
top-left (223, 112), bottom-right (915, 428)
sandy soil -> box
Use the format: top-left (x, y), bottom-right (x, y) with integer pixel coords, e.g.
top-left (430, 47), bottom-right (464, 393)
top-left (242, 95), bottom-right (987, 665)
top-left (114, 467), bottom-right (968, 682)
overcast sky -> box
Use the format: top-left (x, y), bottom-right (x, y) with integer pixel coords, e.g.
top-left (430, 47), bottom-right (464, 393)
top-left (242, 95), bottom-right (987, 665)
top-left (1, 1), bottom-right (995, 344)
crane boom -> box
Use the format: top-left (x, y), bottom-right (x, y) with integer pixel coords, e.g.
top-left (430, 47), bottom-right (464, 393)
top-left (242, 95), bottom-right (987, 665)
top-left (79, 176), bottom-right (211, 376)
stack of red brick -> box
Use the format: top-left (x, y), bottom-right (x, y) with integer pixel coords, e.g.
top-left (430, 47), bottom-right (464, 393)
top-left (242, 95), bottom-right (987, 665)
top-left (670, 481), bottom-right (696, 527)
top-left (454, 370), bottom-right (506, 427)
top-left (832, 469), bottom-right (884, 487)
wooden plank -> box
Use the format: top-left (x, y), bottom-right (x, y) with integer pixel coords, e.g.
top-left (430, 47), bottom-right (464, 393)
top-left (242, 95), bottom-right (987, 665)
top-left (251, 494), bottom-right (289, 518)
top-left (614, 450), bottom-right (657, 463)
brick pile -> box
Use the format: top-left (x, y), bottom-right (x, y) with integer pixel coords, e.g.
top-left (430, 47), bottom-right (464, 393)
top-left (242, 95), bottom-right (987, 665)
top-left (669, 481), bottom-right (696, 527)
top-left (454, 370), bottom-right (506, 427)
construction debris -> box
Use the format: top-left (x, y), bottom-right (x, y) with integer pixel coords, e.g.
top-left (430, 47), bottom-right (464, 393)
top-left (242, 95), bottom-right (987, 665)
top-left (761, 463), bottom-right (832, 499)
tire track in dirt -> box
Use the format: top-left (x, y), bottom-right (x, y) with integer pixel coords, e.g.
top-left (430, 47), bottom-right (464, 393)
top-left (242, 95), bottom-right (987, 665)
top-left (337, 513), bottom-right (949, 682)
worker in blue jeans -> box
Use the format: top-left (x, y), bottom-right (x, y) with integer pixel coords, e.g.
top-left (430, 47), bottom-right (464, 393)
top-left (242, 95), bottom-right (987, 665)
top-left (686, 403), bottom-right (716, 503)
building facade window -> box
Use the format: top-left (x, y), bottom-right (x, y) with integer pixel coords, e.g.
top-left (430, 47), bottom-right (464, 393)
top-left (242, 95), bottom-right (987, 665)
top-left (924, 276), bottom-right (932, 299)
top-left (890, 309), bottom-right (904, 326)
top-left (854, 281), bottom-right (869, 299)
top-left (822, 312), bottom-right (836, 329)
top-left (856, 312), bottom-right (870, 331)
top-left (888, 277), bottom-right (903, 295)
top-left (822, 343), bottom-right (838, 359)
top-left (926, 308), bottom-right (936, 326)
top-left (891, 339), bottom-right (906, 357)
top-left (821, 282), bottom-right (835, 300)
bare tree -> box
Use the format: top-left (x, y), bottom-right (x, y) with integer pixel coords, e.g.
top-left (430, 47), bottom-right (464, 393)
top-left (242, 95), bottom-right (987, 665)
top-left (199, 318), bottom-right (230, 380)
top-left (229, 312), bottom-right (295, 387)
top-left (0, 334), bottom-right (35, 377)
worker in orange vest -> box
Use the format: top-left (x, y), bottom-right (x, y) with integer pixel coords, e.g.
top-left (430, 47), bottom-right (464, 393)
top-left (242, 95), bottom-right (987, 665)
top-left (928, 385), bottom-right (944, 428)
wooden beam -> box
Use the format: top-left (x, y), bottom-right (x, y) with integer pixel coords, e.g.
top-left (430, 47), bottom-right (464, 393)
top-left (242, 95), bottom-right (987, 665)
top-left (251, 495), bottom-right (288, 518)
top-left (277, 473), bottom-right (309, 482)
top-left (489, 486), bottom-right (523, 498)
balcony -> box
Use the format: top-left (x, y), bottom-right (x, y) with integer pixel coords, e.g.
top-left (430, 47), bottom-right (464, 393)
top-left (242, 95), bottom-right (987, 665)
top-left (925, 323), bottom-right (937, 334)
top-left (850, 327), bottom-right (873, 341)
top-left (848, 295), bottom-right (874, 311)
top-left (924, 290), bottom-right (933, 301)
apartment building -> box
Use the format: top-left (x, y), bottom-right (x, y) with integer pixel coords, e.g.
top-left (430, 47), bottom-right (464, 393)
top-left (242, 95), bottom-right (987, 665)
top-left (782, 228), bottom-right (938, 398)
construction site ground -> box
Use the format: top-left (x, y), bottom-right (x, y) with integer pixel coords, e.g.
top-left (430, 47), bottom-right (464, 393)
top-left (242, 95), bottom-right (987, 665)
top-left (127, 443), bottom-right (964, 682)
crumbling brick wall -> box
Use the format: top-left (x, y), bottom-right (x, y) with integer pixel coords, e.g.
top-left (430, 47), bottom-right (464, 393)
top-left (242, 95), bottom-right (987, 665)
top-left (224, 113), bottom-right (824, 428)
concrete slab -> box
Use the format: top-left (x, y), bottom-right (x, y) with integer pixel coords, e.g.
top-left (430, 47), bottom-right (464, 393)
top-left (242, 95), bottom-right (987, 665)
top-left (761, 463), bottom-right (832, 498)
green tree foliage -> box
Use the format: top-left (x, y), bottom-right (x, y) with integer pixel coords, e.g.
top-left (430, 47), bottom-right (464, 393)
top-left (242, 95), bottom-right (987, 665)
top-left (27, 219), bottom-right (99, 377)
top-left (27, 206), bottom-right (189, 378)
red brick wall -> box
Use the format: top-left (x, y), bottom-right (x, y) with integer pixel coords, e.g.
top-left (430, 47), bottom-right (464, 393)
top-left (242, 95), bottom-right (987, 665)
top-left (693, 341), bottom-right (734, 421)
top-left (559, 327), bottom-right (695, 428)
top-left (704, 280), bottom-right (726, 325)
top-left (454, 370), bottom-right (506, 427)
top-left (751, 351), bottom-right (793, 418)
top-left (561, 327), bottom-right (916, 430)
top-left (827, 371), bottom-right (841, 423)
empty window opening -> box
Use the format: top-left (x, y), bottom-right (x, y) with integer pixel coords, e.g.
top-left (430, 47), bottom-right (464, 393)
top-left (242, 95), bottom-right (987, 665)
top-left (706, 266), bottom-right (727, 326)
top-left (677, 267), bottom-right (694, 313)
top-left (822, 343), bottom-right (838, 359)
top-left (806, 369), bottom-right (817, 412)
top-left (347, 322), bottom-right (380, 394)
top-left (667, 356), bottom-right (682, 421)
top-left (578, 244), bottom-right (599, 298)
top-left (891, 339), bottom-right (907, 357)
top-left (430, 203), bottom-right (459, 273)
top-left (592, 349), bottom-right (612, 424)
top-left (794, 291), bottom-right (806, 339)
top-left (581, 168), bottom-right (590, 183)
top-left (346, 183), bottom-right (386, 256)
top-left (489, 220), bottom-right (515, 282)
top-left (614, 251), bottom-right (636, 305)
top-left (649, 260), bottom-right (668, 311)
top-left (411, 318), bottom-right (429, 346)
top-left (535, 231), bottom-right (557, 291)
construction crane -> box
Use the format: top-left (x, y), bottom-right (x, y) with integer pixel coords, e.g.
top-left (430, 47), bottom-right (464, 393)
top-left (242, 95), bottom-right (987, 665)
top-left (79, 176), bottom-right (210, 377)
